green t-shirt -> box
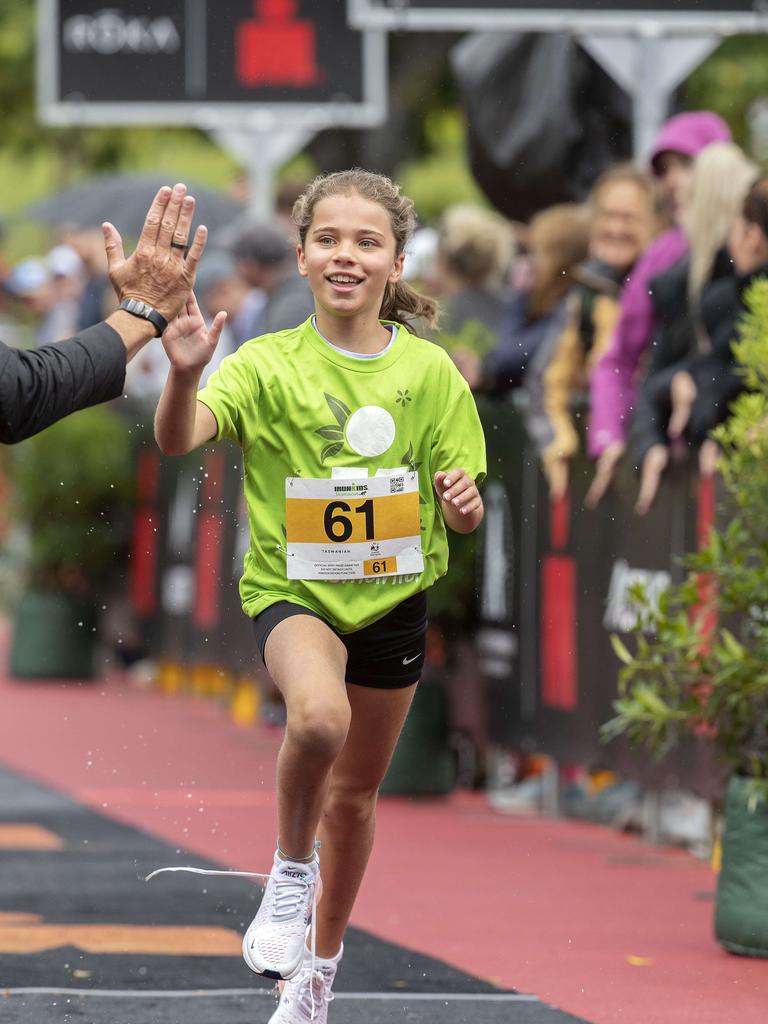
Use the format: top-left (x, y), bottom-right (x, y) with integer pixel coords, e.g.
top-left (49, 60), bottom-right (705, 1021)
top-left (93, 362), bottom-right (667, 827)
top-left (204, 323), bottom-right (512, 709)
top-left (197, 316), bottom-right (486, 632)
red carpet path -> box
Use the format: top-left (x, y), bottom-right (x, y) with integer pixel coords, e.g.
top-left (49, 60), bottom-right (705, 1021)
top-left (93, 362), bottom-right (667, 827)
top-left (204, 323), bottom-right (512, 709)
top-left (1, 665), bottom-right (766, 1024)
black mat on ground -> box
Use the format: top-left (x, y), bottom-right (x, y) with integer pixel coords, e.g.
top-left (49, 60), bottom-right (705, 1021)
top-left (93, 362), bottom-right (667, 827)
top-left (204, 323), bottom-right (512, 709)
top-left (0, 993), bottom-right (590, 1024)
top-left (0, 763), bottom-right (591, 1022)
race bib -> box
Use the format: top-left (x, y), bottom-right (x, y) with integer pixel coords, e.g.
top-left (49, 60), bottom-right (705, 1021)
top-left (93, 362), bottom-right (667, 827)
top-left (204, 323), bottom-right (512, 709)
top-left (284, 472), bottom-right (424, 580)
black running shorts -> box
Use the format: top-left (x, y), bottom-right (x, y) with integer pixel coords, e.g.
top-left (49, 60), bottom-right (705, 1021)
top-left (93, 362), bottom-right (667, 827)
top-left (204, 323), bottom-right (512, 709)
top-left (251, 591), bottom-right (428, 689)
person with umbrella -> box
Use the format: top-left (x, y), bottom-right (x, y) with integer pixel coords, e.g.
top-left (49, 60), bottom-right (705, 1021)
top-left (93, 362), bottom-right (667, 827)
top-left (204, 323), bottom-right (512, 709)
top-left (1, 183), bottom-right (210, 444)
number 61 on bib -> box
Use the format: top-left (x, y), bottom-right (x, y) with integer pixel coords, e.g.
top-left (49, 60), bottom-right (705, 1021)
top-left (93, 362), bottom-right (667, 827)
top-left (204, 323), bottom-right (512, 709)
top-left (284, 472), bottom-right (424, 581)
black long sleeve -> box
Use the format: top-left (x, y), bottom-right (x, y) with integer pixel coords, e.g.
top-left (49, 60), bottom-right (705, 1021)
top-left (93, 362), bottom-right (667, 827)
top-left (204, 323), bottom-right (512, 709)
top-left (0, 322), bottom-right (127, 444)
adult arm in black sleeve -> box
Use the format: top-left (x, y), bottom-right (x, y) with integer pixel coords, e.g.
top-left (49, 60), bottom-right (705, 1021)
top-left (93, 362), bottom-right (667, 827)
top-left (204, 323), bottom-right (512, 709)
top-left (0, 322), bottom-right (127, 444)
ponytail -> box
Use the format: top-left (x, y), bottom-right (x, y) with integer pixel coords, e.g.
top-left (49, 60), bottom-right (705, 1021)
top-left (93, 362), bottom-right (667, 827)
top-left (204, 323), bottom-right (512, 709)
top-left (381, 280), bottom-right (439, 333)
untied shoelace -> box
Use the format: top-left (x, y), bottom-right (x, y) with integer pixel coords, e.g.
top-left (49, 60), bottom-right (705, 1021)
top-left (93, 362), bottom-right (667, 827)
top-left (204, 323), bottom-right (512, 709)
top-left (291, 963), bottom-right (335, 1021)
top-left (145, 864), bottom-right (321, 1016)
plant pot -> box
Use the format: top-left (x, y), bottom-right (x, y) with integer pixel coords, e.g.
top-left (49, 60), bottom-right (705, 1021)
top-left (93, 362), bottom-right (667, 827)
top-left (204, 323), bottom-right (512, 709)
top-left (715, 773), bottom-right (768, 958)
top-left (9, 590), bottom-right (97, 680)
top-left (380, 679), bottom-right (456, 796)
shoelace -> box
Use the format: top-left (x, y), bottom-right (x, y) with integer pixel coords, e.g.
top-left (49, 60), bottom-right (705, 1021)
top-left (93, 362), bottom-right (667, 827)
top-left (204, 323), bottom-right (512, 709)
top-left (292, 966), bottom-right (335, 1021)
top-left (145, 864), bottom-right (320, 1009)
top-left (273, 874), bottom-right (314, 920)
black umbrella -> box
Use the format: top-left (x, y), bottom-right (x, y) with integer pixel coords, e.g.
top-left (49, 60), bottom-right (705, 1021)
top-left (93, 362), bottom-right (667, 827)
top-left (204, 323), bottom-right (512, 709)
top-left (25, 172), bottom-right (245, 239)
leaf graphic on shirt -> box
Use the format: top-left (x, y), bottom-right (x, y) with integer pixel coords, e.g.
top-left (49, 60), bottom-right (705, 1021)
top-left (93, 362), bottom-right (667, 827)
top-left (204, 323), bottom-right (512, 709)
top-left (324, 393), bottom-right (351, 428)
top-left (401, 442), bottom-right (421, 473)
top-left (321, 442), bottom-right (344, 463)
top-left (314, 425), bottom-right (345, 441)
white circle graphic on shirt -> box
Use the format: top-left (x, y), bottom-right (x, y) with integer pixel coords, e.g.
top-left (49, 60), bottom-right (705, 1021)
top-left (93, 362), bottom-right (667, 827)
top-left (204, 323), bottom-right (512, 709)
top-left (345, 406), bottom-right (396, 457)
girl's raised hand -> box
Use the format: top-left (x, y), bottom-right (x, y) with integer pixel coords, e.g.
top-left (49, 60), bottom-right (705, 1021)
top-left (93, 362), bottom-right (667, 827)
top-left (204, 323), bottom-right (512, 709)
top-left (162, 292), bottom-right (226, 373)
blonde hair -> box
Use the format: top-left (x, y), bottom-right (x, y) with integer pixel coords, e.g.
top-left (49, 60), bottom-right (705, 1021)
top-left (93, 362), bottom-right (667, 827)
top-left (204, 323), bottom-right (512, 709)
top-left (292, 169), bottom-right (438, 331)
top-left (527, 204), bottom-right (591, 319)
top-left (683, 142), bottom-right (757, 302)
top-left (438, 204), bottom-right (515, 288)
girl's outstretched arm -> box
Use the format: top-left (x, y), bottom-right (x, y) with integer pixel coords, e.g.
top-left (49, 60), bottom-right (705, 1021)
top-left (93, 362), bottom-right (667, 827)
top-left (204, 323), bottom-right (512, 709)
top-left (154, 294), bottom-right (226, 455)
top-left (434, 469), bottom-right (484, 534)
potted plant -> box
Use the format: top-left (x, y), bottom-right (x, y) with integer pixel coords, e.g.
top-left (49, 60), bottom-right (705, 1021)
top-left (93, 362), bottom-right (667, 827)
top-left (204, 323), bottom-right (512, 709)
top-left (7, 404), bottom-right (134, 679)
top-left (602, 280), bottom-right (768, 958)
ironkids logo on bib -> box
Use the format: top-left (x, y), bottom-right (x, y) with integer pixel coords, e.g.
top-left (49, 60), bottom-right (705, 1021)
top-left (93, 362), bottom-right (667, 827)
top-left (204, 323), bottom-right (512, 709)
top-left (284, 473), bottom-right (424, 581)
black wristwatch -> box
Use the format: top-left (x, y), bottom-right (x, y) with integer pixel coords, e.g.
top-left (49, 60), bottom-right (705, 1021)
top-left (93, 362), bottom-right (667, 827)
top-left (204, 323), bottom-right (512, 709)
top-left (119, 297), bottom-right (168, 337)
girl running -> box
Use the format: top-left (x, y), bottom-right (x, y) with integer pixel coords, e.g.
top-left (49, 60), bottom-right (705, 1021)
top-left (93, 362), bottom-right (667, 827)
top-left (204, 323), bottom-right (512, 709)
top-left (153, 169), bottom-right (486, 1023)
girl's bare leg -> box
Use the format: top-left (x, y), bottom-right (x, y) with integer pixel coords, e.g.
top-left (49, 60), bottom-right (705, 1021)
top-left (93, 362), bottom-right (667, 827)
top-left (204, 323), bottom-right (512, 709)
top-left (264, 615), bottom-right (351, 862)
top-left (314, 681), bottom-right (417, 957)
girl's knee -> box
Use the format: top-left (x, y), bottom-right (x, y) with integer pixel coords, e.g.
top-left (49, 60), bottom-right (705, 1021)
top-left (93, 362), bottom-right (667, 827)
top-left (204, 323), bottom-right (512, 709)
top-left (324, 782), bottom-right (379, 828)
top-left (288, 698), bottom-right (351, 759)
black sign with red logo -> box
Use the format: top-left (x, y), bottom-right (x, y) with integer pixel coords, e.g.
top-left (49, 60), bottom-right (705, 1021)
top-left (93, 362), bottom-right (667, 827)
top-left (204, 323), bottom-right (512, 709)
top-left (39, 0), bottom-right (386, 125)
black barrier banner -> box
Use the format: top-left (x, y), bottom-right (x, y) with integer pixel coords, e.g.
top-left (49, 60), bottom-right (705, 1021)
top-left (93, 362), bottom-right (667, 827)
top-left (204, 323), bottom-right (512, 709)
top-left (476, 400), bottom-right (724, 798)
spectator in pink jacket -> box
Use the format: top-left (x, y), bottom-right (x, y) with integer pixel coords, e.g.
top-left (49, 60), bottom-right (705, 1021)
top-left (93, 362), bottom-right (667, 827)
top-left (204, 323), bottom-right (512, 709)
top-left (585, 110), bottom-right (731, 507)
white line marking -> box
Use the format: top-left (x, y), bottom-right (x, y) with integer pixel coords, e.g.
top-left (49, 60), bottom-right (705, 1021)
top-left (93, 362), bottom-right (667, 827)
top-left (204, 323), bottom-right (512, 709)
top-left (2, 988), bottom-right (536, 1002)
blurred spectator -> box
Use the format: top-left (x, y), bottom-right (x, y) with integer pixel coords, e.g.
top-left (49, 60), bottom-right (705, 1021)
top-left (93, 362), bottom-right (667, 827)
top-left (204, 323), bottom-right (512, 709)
top-left (435, 204), bottom-right (515, 336)
top-left (526, 165), bottom-right (658, 498)
top-left (402, 225), bottom-right (439, 287)
top-left (196, 250), bottom-right (266, 349)
top-left (38, 244), bottom-right (85, 346)
top-left (231, 219), bottom-right (314, 333)
top-left (64, 227), bottom-right (113, 330)
top-left (275, 179), bottom-right (309, 243)
top-left (4, 258), bottom-right (55, 345)
top-left (436, 204), bottom-right (514, 335)
top-left (483, 204), bottom-right (591, 395)
top-left (430, 204), bottom-right (515, 386)
top-left (631, 160), bottom-right (763, 515)
top-left (586, 111), bottom-right (731, 507)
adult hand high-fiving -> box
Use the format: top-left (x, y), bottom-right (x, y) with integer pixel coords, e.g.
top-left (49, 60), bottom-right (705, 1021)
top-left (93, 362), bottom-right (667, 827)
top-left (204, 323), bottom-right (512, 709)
top-left (0, 183), bottom-right (209, 445)
top-left (104, 182), bottom-right (208, 335)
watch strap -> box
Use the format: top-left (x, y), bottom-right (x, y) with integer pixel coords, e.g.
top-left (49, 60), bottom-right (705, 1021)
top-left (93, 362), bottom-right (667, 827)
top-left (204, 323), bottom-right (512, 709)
top-left (119, 297), bottom-right (168, 337)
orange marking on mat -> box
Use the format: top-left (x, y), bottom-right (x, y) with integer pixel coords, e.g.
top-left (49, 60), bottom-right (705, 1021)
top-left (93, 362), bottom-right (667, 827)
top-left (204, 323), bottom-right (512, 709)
top-left (0, 913), bottom-right (43, 925)
top-left (0, 825), bottom-right (64, 850)
top-left (0, 923), bottom-right (242, 956)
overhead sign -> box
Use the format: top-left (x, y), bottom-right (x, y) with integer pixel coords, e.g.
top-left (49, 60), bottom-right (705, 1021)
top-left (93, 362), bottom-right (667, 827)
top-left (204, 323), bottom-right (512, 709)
top-left (38, 1), bottom-right (387, 128)
top-left (348, 0), bottom-right (768, 32)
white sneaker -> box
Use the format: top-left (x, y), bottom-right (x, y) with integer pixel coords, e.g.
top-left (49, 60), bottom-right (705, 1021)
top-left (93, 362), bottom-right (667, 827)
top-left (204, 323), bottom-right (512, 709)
top-left (243, 853), bottom-right (321, 981)
top-left (269, 944), bottom-right (342, 1023)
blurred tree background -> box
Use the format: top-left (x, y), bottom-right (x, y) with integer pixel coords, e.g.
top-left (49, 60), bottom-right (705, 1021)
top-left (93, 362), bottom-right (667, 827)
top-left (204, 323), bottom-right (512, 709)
top-left (2, 0), bottom-right (768, 259)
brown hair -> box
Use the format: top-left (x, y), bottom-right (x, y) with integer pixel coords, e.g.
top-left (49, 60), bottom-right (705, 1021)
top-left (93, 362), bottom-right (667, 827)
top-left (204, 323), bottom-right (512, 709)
top-left (742, 174), bottom-right (768, 235)
top-left (588, 162), bottom-right (659, 212)
top-left (527, 204), bottom-right (591, 320)
top-left (292, 169), bottom-right (439, 331)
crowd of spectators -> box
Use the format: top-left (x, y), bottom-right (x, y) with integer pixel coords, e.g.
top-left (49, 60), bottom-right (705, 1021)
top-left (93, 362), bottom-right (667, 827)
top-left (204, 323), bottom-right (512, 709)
top-left (2, 110), bottom-right (764, 514)
top-left (409, 109), bottom-right (766, 515)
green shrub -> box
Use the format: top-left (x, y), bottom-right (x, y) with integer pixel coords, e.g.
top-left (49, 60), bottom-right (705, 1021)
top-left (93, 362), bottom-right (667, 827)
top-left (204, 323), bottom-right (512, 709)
top-left (602, 280), bottom-right (768, 803)
top-left (9, 405), bottom-right (135, 590)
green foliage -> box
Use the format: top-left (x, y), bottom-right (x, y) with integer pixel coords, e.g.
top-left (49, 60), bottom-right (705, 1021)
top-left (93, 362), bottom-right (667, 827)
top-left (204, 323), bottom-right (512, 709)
top-left (395, 109), bottom-right (488, 224)
top-left (602, 280), bottom-right (768, 801)
top-left (435, 319), bottom-right (497, 359)
top-left (685, 35), bottom-right (768, 151)
top-left (9, 406), bottom-right (135, 589)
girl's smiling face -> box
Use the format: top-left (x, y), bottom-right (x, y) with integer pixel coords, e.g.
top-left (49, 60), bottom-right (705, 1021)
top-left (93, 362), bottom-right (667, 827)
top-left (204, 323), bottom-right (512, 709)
top-left (297, 191), bottom-right (405, 322)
